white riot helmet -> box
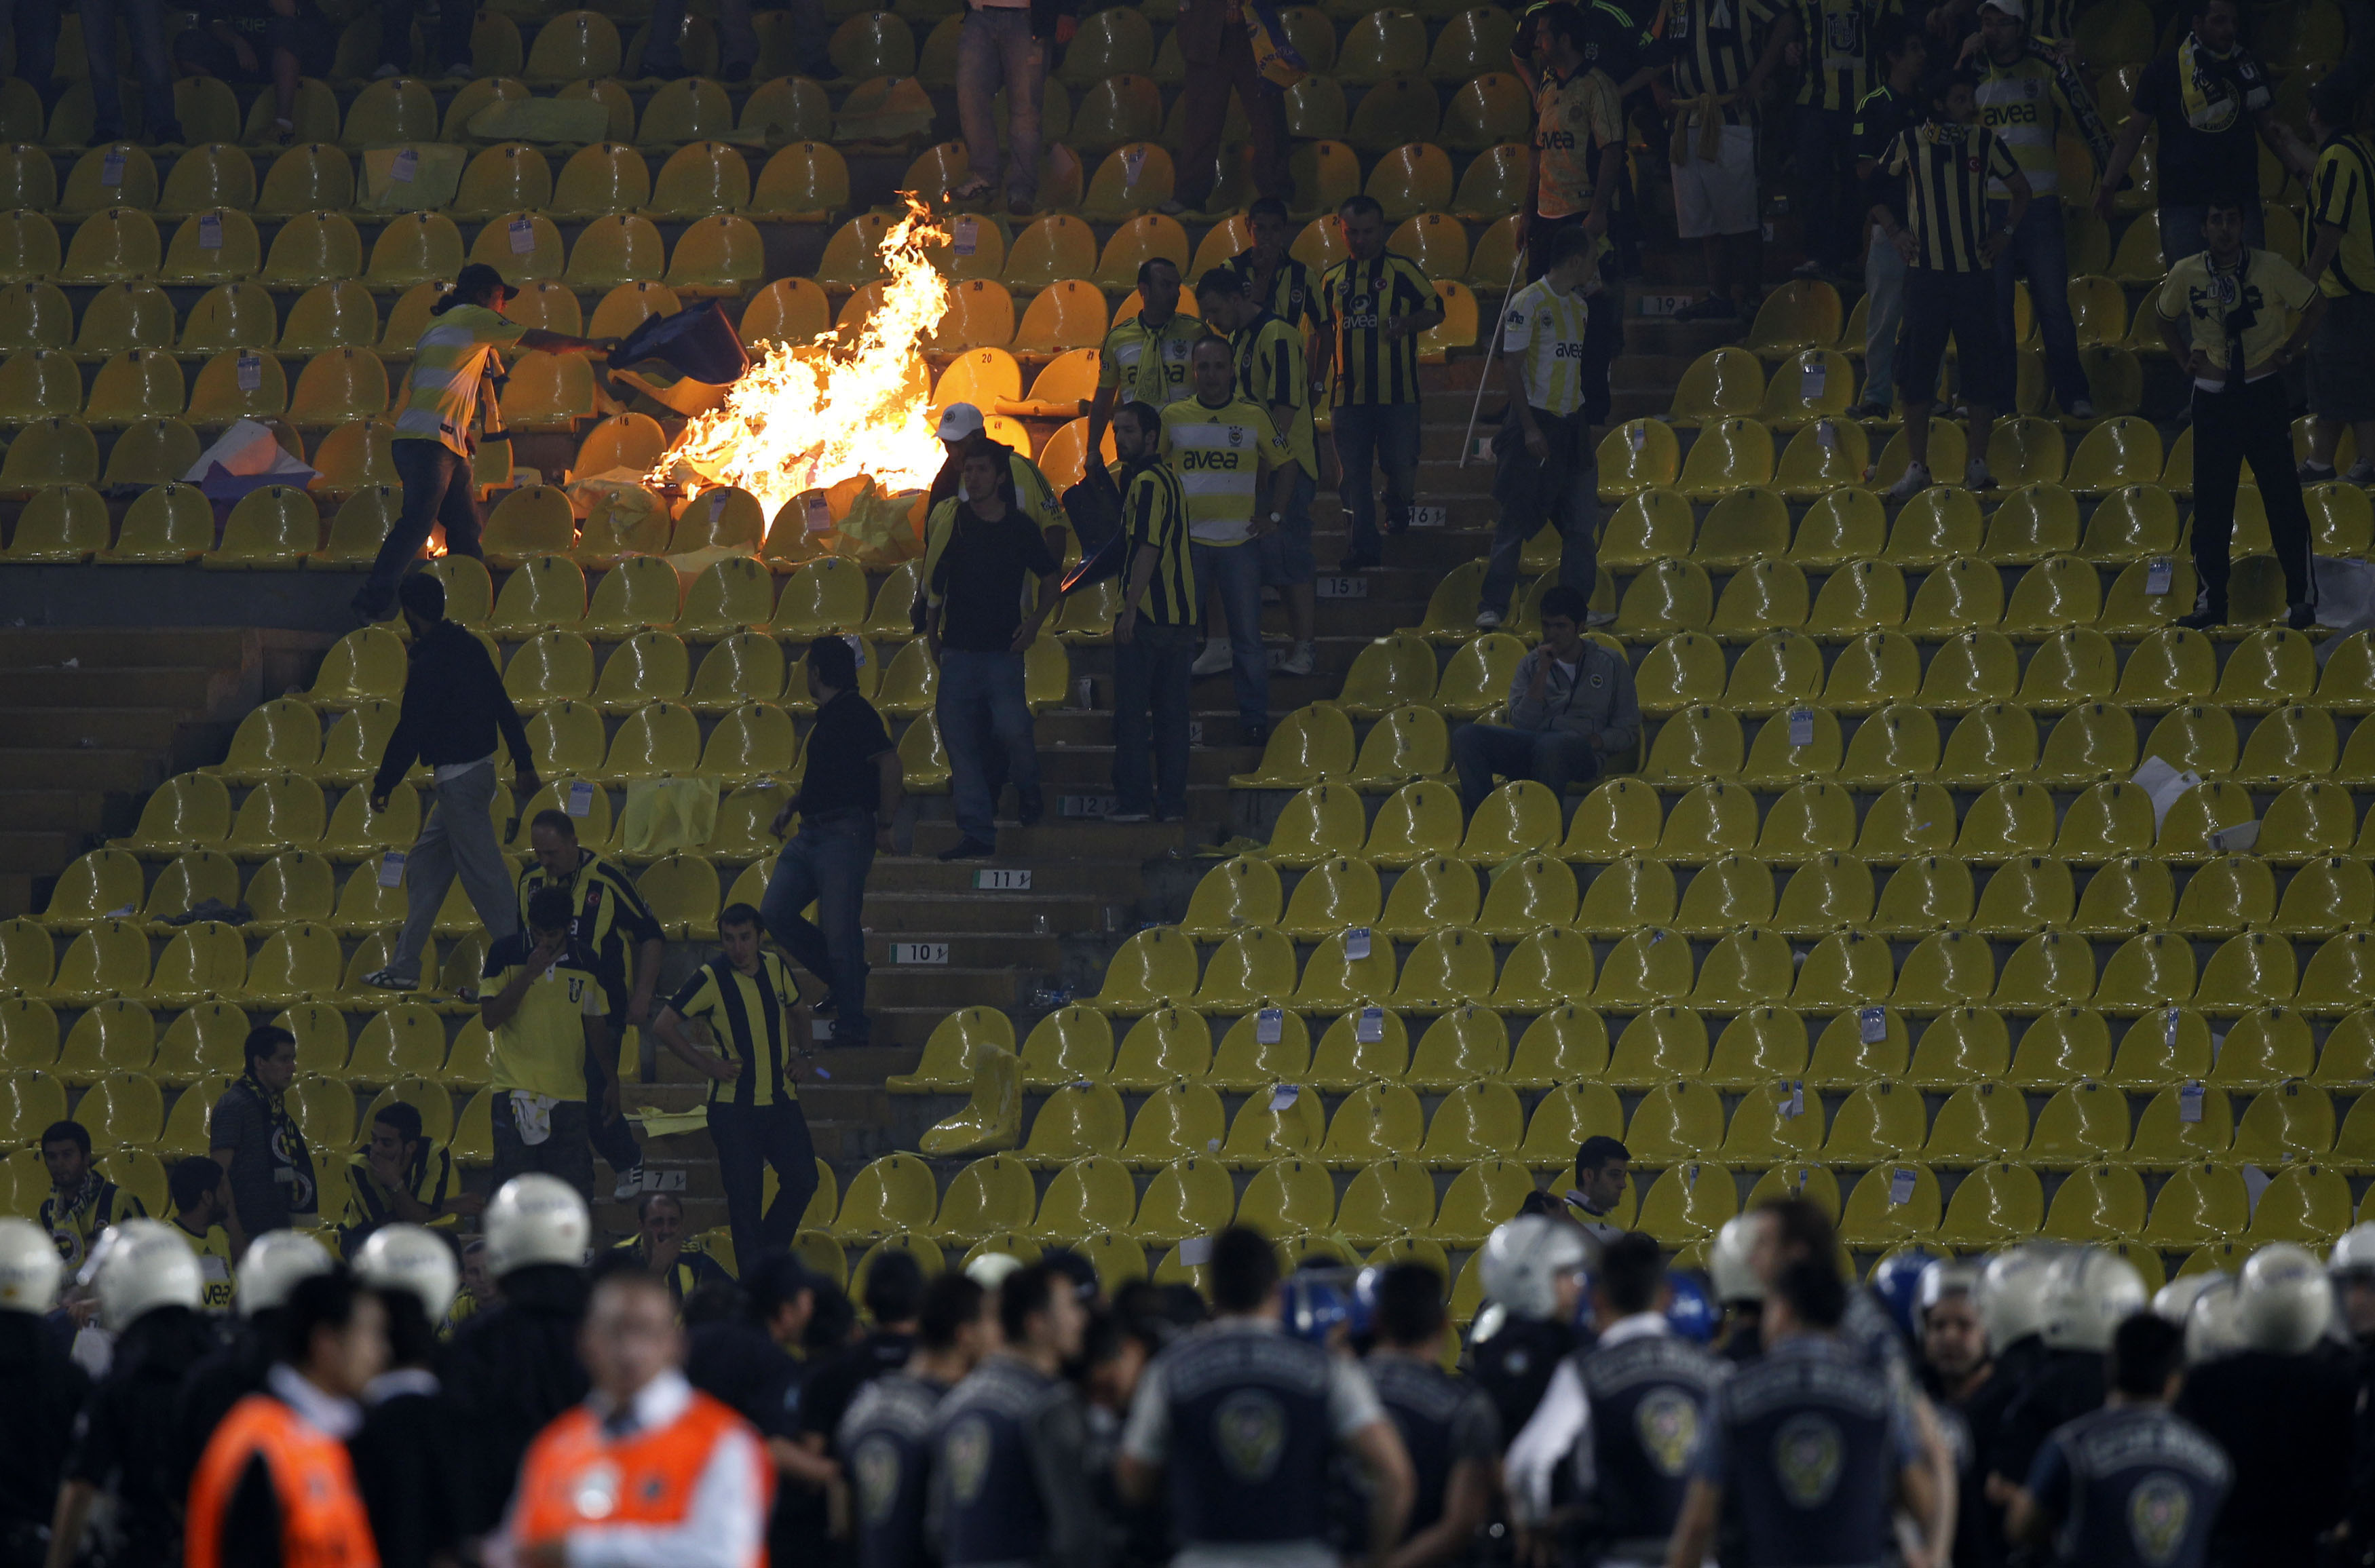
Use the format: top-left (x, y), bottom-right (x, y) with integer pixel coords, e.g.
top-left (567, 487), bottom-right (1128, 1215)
top-left (89, 1219), bottom-right (202, 1333)
top-left (1979, 1244), bottom-right (2059, 1348)
top-left (1709, 1215), bottom-right (1765, 1304)
top-left (484, 1174), bottom-right (590, 1278)
top-left (354, 1225), bottom-right (460, 1320)
top-left (237, 1229), bottom-right (334, 1318)
top-left (0, 1217), bottom-right (63, 1314)
top-left (965, 1253), bottom-right (1026, 1290)
top-left (1479, 1216), bottom-right (1593, 1320)
top-left (2040, 1247), bottom-right (2148, 1352)
top-left (2153, 1272), bottom-right (2224, 1326)
top-left (2184, 1276), bottom-right (2243, 1362)
top-left (1917, 1257), bottom-right (1985, 1318)
top-left (2235, 1242), bottom-right (2332, 1353)
top-left (2328, 1222), bottom-right (2375, 1279)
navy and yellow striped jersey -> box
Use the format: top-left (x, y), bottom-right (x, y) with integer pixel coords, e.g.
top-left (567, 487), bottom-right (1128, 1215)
top-left (1318, 252), bottom-right (1437, 405)
top-left (1118, 456), bottom-right (1196, 626)
top-left (1230, 247), bottom-right (1320, 332)
top-left (1665, 0), bottom-right (1778, 126)
top-left (517, 848), bottom-right (664, 1009)
top-left (1230, 308), bottom-right (1317, 473)
top-left (1886, 120), bottom-right (2024, 271)
top-left (1789, 0), bottom-right (1901, 112)
top-left (666, 951), bottom-right (805, 1107)
top-left (2312, 132), bottom-right (2375, 298)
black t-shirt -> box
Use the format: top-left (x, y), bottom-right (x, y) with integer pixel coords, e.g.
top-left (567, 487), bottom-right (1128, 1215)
top-left (73, 1306), bottom-right (224, 1567)
top-left (688, 1320), bottom-right (826, 1564)
top-left (2173, 1347), bottom-right (2356, 1568)
top-left (930, 504), bottom-right (1059, 653)
top-left (2133, 43), bottom-right (2276, 208)
top-left (795, 689), bottom-right (893, 820)
top-left (0, 1315), bottom-right (90, 1543)
top-left (800, 1330), bottom-right (915, 1453)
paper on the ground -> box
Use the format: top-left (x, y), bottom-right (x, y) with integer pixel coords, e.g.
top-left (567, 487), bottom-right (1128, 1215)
top-left (2241, 1163), bottom-right (2270, 1217)
top-left (185, 419), bottom-right (316, 501)
top-left (2131, 756), bottom-right (2201, 832)
top-left (2206, 820), bottom-right (2260, 853)
top-left (1178, 1236), bottom-right (1215, 1265)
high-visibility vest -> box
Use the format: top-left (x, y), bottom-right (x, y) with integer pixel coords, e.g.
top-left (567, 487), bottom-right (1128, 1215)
top-left (513, 1389), bottom-right (770, 1567)
top-left (186, 1395), bottom-right (379, 1568)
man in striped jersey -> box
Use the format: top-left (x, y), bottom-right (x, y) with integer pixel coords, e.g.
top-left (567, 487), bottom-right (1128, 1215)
top-left (359, 263), bottom-right (615, 623)
top-left (1162, 336), bottom-right (1302, 746)
top-left (1320, 195), bottom-right (1443, 571)
top-left (1974, 0), bottom-right (2097, 418)
top-left (1662, 0), bottom-right (1792, 319)
top-left (1102, 400), bottom-right (1198, 822)
top-left (1879, 66), bottom-right (2028, 497)
top-left (1775, 0), bottom-right (1905, 283)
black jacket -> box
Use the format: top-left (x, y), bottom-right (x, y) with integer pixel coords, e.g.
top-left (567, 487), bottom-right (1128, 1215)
top-left (0, 1314), bottom-right (89, 1565)
top-left (371, 619), bottom-right (533, 797)
top-left (436, 1265), bottom-right (589, 1535)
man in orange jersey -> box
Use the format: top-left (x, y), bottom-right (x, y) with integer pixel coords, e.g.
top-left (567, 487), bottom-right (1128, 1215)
top-left (185, 1269), bottom-right (388, 1568)
top-left (495, 1268), bottom-right (772, 1568)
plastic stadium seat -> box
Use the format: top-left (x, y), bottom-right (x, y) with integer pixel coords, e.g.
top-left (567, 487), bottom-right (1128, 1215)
top-left (0, 347), bottom-right (79, 423)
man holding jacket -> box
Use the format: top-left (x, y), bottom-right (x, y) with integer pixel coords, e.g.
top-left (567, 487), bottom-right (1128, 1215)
top-left (1447, 584), bottom-right (1637, 812)
top-left (363, 571), bottom-right (539, 994)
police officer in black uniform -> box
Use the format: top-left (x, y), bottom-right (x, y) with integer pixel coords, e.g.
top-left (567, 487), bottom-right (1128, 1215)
top-left (1663, 1255), bottom-right (1945, 1568)
top-left (1361, 1265), bottom-right (1498, 1568)
top-left (0, 1221), bottom-right (85, 1568)
top-left (1470, 1215), bottom-right (1595, 1436)
top-left (1118, 1228), bottom-right (1415, 1568)
top-left (806, 1250), bottom-right (930, 1462)
top-left (840, 1272), bottom-right (992, 1568)
top-left (927, 1262), bottom-right (1107, 1568)
top-left (1506, 1234), bottom-right (1721, 1568)
top-left (2007, 1313), bottom-right (2229, 1568)
top-left (436, 1174), bottom-right (591, 1537)
top-left (1915, 1259), bottom-right (2011, 1568)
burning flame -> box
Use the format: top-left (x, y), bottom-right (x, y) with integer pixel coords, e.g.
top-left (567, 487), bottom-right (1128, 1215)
top-left (653, 196), bottom-right (951, 522)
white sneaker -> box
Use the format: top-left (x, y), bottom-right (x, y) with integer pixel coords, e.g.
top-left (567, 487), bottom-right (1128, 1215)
top-left (612, 1164), bottom-right (645, 1200)
top-left (1473, 608), bottom-right (1502, 629)
top-left (1964, 460), bottom-right (1997, 491)
top-left (1190, 641), bottom-right (1232, 676)
top-left (1884, 462), bottom-right (1932, 501)
top-left (2066, 398), bottom-right (2097, 419)
top-left (1278, 640), bottom-right (1314, 676)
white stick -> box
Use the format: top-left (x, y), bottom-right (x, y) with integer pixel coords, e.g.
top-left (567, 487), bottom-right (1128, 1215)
top-left (1460, 240), bottom-right (1530, 468)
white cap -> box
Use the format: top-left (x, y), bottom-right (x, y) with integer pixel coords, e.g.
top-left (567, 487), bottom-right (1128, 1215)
top-left (90, 1220), bottom-right (203, 1332)
top-left (1709, 1214), bottom-right (1765, 1303)
top-left (355, 1225), bottom-right (461, 1321)
top-left (965, 1252), bottom-right (1025, 1289)
top-left (484, 1174), bottom-right (591, 1277)
top-left (2235, 1242), bottom-right (2334, 1353)
top-left (2329, 1221), bottom-right (2375, 1277)
top-left (1979, 1244), bottom-right (2059, 1347)
top-left (936, 403), bottom-right (985, 442)
top-left (2185, 1275), bottom-right (2244, 1362)
top-left (1981, 0), bottom-right (2024, 17)
top-left (0, 1217), bottom-right (63, 1314)
top-left (238, 1230), bottom-right (335, 1317)
top-left (2040, 1247), bottom-right (2148, 1352)
top-left (1479, 1215), bottom-right (1593, 1320)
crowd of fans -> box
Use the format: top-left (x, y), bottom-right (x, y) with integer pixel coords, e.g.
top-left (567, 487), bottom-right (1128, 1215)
top-left (3, 1168), bottom-right (2374, 1568)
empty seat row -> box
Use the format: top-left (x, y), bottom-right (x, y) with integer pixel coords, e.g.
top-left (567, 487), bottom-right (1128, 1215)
top-left (1079, 916), bottom-right (2375, 1018)
top-left (0, 995), bottom-right (499, 1086)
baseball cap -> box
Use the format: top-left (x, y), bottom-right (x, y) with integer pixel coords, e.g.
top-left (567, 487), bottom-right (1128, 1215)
top-left (436, 262), bottom-right (511, 313)
top-left (1980, 0), bottom-right (2023, 17)
top-left (936, 402), bottom-right (985, 442)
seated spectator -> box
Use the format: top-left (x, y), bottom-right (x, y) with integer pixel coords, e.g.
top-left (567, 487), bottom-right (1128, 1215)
top-left (166, 1155), bottom-right (238, 1314)
top-left (341, 1101), bottom-right (482, 1255)
top-left (609, 1192), bottom-right (732, 1309)
top-left (39, 1118), bottom-right (146, 1284)
top-left (1449, 586), bottom-right (1638, 814)
top-left (174, 0), bottom-right (326, 143)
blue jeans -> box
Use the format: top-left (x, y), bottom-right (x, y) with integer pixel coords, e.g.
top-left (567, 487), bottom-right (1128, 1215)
top-left (1793, 104), bottom-right (1859, 269)
top-left (79, 0), bottom-right (178, 141)
top-left (760, 809), bottom-right (876, 1041)
top-left (1863, 220), bottom-right (1907, 408)
top-left (365, 440), bottom-right (480, 616)
top-left (938, 647), bottom-right (1037, 843)
top-left (1451, 723), bottom-right (1601, 815)
top-left (7, 0), bottom-right (58, 94)
top-left (1481, 404), bottom-right (1598, 617)
top-left (709, 1099), bottom-right (817, 1267)
top-left (1991, 195), bottom-right (2087, 412)
top-left (1112, 619), bottom-right (1194, 815)
top-left (956, 6), bottom-right (1044, 204)
top-left (1333, 402), bottom-right (1422, 564)
top-left (1192, 540), bottom-right (1267, 730)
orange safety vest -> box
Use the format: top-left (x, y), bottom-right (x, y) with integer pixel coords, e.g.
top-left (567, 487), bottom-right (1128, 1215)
top-left (186, 1395), bottom-right (379, 1568)
top-left (514, 1388), bottom-right (772, 1567)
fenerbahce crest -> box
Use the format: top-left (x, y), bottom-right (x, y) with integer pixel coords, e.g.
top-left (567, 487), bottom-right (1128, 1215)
top-left (1636, 1389), bottom-right (1702, 1477)
top-left (1214, 1390), bottom-right (1289, 1482)
top-left (1772, 1413), bottom-right (1844, 1508)
top-left (2129, 1474), bottom-right (2192, 1566)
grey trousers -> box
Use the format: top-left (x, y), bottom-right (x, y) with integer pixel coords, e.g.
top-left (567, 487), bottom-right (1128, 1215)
top-left (390, 761), bottom-right (519, 980)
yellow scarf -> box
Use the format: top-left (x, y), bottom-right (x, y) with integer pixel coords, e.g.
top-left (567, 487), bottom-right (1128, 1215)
top-left (1671, 92), bottom-right (1740, 161)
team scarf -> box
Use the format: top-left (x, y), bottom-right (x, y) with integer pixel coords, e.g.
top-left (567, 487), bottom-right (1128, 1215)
top-left (2176, 29), bottom-right (2267, 136)
top-left (2028, 34), bottom-right (2114, 166)
top-left (240, 1064), bottom-right (317, 1213)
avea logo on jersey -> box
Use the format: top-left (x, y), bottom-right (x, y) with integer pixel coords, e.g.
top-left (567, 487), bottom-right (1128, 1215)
top-left (1177, 448), bottom-right (1249, 471)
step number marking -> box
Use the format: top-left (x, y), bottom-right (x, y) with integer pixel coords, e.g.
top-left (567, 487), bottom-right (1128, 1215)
top-left (974, 868), bottom-right (1032, 890)
top-left (1410, 504), bottom-right (1447, 529)
top-left (1061, 794), bottom-right (1120, 818)
top-left (1316, 576), bottom-right (1368, 599)
top-left (890, 942), bottom-right (949, 965)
